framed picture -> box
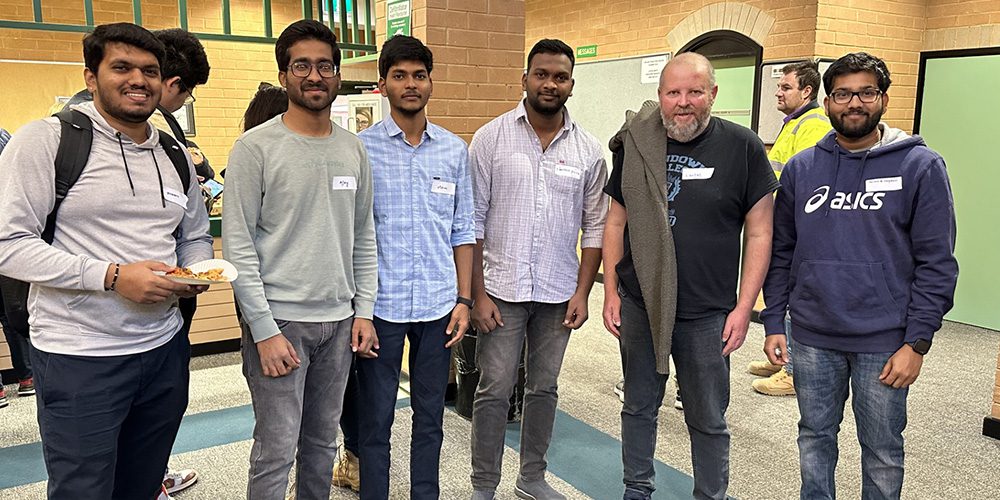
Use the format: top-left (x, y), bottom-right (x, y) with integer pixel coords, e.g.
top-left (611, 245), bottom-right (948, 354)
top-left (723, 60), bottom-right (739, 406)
top-left (172, 102), bottom-right (196, 137)
top-left (348, 94), bottom-right (383, 134)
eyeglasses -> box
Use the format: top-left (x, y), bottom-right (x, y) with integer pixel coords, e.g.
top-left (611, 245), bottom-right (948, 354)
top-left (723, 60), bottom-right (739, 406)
top-left (288, 61), bottom-right (339, 78)
top-left (830, 88), bottom-right (882, 105)
top-left (184, 91), bottom-right (196, 105)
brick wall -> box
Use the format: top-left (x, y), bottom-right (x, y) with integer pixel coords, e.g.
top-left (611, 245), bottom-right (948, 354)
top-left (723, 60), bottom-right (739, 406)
top-left (0, 0), bottom-right (375, 167)
top-left (923, 0), bottom-right (1000, 51)
top-left (408, 0), bottom-right (525, 143)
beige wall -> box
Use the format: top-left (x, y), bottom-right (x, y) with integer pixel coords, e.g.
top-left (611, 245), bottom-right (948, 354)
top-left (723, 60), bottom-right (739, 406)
top-left (0, 0), bottom-right (375, 167)
top-left (525, 0), bottom-right (999, 133)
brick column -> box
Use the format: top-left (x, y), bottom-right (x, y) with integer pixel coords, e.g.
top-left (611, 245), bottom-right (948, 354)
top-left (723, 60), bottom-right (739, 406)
top-left (375, 0), bottom-right (525, 142)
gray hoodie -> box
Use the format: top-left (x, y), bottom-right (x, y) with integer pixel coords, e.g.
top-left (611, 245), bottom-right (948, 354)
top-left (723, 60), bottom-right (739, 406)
top-left (0, 102), bottom-right (213, 356)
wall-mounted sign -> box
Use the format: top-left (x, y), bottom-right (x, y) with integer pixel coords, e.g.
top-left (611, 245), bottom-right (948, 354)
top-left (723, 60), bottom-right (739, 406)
top-left (640, 54), bottom-right (670, 84)
top-left (387, 0), bottom-right (411, 37)
top-left (576, 45), bottom-right (598, 58)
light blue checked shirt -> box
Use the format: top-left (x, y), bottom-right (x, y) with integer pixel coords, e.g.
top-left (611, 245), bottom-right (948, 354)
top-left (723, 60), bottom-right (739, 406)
top-left (359, 114), bottom-right (476, 323)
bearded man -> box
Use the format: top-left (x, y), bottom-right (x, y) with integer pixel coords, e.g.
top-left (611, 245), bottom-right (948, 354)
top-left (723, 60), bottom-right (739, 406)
top-left (601, 52), bottom-right (779, 500)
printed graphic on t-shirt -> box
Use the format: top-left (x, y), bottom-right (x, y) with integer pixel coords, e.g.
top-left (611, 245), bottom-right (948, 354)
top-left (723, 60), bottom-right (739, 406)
top-left (665, 154), bottom-right (709, 226)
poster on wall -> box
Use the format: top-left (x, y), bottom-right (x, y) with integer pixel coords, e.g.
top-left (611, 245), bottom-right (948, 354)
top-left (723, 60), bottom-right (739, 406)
top-left (387, 0), bottom-right (411, 37)
top-left (347, 94), bottom-right (384, 134)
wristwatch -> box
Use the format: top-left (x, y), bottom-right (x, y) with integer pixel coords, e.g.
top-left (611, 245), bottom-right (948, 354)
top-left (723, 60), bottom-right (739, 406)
top-left (456, 296), bottom-right (474, 308)
top-left (909, 338), bottom-right (932, 355)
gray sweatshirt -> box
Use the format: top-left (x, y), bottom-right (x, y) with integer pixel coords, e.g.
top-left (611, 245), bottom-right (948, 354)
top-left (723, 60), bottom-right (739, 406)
top-left (222, 114), bottom-right (377, 343)
top-left (0, 102), bottom-right (213, 356)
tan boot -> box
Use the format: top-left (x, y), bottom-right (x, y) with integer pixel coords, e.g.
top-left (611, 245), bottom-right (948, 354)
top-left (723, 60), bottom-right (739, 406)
top-left (747, 359), bottom-right (783, 377)
top-left (751, 367), bottom-right (796, 396)
top-left (332, 444), bottom-right (360, 492)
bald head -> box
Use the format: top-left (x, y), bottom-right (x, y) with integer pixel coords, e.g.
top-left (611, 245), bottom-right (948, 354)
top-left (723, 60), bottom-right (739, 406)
top-left (659, 52), bottom-right (716, 90)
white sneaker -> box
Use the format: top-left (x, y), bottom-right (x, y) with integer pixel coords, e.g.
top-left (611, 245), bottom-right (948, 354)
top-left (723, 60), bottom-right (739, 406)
top-left (613, 379), bottom-right (625, 403)
top-left (162, 468), bottom-right (198, 494)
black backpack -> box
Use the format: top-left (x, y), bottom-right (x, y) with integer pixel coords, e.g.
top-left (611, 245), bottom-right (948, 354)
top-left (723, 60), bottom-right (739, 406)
top-left (0, 109), bottom-right (191, 339)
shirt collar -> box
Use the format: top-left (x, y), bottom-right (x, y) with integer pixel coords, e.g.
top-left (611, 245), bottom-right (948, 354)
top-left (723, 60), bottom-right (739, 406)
top-left (783, 100), bottom-right (820, 124)
top-left (381, 112), bottom-right (438, 142)
top-left (514, 99), bottom-right (574, 133)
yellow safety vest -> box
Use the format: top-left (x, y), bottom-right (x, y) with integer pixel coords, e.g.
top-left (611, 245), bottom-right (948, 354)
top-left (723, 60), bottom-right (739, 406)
top-left (769, 104), bottom-right (831, 175)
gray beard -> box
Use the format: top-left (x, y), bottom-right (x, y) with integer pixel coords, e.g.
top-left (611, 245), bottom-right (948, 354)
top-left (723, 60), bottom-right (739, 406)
top-left (661, 106), bottom-right (712, 142)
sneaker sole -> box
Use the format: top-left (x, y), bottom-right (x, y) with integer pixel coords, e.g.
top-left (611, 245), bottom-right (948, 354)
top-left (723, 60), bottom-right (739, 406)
top-left (751, 386), bottom-right (796, 396)
top-left (513, 486), bottom-right (537, 500)
top-left (0, 399), bottom-right (7, 409)
top-left (18, 389), bottom-right (35, 396)
top-left (165, 476), bottom-right (197, 494)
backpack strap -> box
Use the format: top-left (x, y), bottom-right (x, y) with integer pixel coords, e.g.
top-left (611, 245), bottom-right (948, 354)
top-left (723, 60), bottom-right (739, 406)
top-left (157, 130), bottom-right (191, 192)
top-left (46, 109), bottom-right (93, 245)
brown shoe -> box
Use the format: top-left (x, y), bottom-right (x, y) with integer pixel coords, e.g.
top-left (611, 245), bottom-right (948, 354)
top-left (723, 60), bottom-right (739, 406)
top-left (751, 367), bottom-right (796, 396)
top-left (747, 360), bottom-right (782, 377)
top-left (332, 444), bottom-right (360, 492)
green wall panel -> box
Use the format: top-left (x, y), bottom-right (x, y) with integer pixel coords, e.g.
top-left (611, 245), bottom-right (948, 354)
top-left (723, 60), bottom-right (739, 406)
top-left (918, 54), bottom-right (1000, 330)
top-left (712, 56), bottom-right (755, 129)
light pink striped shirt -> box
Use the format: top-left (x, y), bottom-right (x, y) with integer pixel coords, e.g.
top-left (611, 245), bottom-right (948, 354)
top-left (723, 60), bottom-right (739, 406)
top-left (470, 101), bottom-right (608, 304)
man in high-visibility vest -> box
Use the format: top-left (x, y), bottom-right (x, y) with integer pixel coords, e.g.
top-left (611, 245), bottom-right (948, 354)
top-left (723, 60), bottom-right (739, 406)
top-left (749, 60), bottom-right (831, 397)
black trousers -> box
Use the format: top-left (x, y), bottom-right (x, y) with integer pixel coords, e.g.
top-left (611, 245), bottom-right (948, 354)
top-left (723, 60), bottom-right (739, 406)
top-left (31, 332), bottom-right (190, 500)
top-left (0, 293), bottom-right (31, 381)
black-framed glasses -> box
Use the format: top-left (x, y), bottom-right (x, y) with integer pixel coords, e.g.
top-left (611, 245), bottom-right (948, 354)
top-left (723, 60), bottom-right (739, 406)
top-left (184, 91), bottom-right (196, 105)
top-left (830, 88), bottom-right (882, 104)
top-left (288, 61), bottom-right (339, 78)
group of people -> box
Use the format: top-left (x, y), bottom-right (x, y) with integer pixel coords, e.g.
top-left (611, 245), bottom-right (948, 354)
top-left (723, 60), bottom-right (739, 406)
top-left (0, 15), bottom-right (956, 500)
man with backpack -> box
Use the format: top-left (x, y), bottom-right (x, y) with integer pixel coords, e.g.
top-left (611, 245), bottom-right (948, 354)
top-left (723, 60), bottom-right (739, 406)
top-left (0, 23), bottom-right (212, 500)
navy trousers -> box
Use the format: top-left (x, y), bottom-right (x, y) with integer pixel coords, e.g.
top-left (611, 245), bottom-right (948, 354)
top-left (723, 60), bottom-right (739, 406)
top-left (31, 331), bottom-right (190, 500)
top-left (357, 315), bottom-right (452, 500)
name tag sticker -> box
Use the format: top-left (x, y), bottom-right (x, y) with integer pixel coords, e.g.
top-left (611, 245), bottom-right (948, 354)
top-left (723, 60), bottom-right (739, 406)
top-left (163, 187), bottom-right (188, 208)
top-left (332, 176), bottom-right (357, 191)
top-left (866, 176), bottom-right (903, 192)
top-left (553, 164), bottom-right (583, 180)
top-left (431, 179), bottom-right (456, 195)
top-left (682, 167), bottom-right (715, 180)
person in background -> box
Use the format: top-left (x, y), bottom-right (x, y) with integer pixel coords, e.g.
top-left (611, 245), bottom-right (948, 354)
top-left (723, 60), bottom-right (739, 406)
top-left (0, 23), bottom-right (212, 499)
top-left (748, 60), bottom-right (832, 398)
top-left (222, 20), bottom-right (377, 500)
top-left (0, 126), bottom-right (35, 409)
top-left (469, 38), bottom-right (608, 500)
top-left (355, 107), bottom-right (372, 132)
top-left (761, 52), bottom-right (957, 500)
top-left (603, 53), bottom-right (777, 500)
top-left (356, 34), bottom-right (475, 500)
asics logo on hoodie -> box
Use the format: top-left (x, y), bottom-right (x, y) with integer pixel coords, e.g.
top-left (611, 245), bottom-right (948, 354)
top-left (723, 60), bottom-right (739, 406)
top-left (804, 185), bottom-right (886, 214)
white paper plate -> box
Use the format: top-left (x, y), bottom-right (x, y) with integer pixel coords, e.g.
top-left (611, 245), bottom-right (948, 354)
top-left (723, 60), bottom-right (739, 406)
top-left (161, 259), bottom-right (238, 285)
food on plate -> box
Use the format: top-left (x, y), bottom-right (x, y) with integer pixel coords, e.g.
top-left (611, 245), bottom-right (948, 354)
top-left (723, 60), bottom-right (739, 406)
top-left (166, 267), bottom-right (226, 281)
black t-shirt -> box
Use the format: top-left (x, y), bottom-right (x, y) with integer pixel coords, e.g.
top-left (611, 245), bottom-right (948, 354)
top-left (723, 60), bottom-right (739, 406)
top-left (604, 117), bottom-right (779, 319)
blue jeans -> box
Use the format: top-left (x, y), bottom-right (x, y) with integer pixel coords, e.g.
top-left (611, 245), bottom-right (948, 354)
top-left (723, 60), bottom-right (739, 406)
top-left (794, 342), bottom-right (908, 500)
top-left (242, 319), bottom-right (353, 500)
top-left (784, 313), bottom-right (794, 376)
top-left (357, 315), bottom-right (452, 500)
top-left (619, 289), bottom-right (730, 500)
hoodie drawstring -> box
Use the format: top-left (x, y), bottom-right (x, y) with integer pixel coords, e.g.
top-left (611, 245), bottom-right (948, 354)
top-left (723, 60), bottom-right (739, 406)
top-left (150, 150), bottom-right (166, 208)
top-left (116, 132), bottom-right (136, 196)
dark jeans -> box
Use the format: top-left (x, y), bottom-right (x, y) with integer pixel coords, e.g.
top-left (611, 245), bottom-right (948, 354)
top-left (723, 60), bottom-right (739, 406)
top-left (470, 298), bottom-right (571, 491)
top-left (357, 314), bottom-right (452, 500)
top-left (341, 357), bottom-right (360, 456)
top-left (0, 293), bottom-right (31, 381)
top-left (31, 331), bottom-right (190, 500)
top-left (619, 289), bottom-right (730, 500)
top-left (794, 342), bottom-right (907, 500)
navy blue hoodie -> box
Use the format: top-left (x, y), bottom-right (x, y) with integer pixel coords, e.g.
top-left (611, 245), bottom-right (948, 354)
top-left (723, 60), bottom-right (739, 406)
top-left (761, 125), bottom-right (958, 352)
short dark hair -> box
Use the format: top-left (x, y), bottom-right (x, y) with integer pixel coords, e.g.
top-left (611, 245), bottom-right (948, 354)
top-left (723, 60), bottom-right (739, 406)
top-left (242, 83), bottom-right (288, 132)
top-left (153, 29), bottom-right (210, 91)
top-left (526, 38), bottom-right (574, 71)
top-left (275, 19), bottom-right (340, 72)
top-left (782, 60), bottom-right (821, 101)
top-left (83, 23), bottom-right (165, 75)
top-left (823, 52), bottom-right (892, 94)
top-left (378, 35), bottom-right (433, 79)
